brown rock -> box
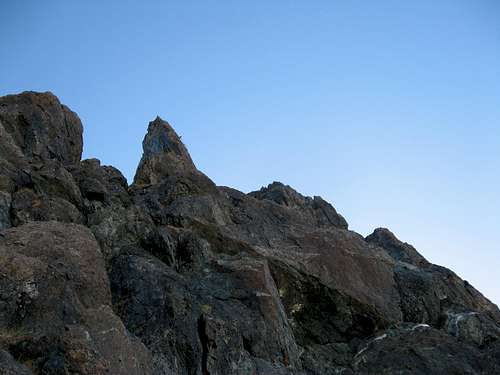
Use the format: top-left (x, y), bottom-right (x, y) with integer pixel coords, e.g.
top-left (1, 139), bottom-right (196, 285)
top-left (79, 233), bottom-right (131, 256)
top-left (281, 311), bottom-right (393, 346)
top-left (134, 116), bottom-right (196, 186)
top-left (0, 221), bottom-right (152, 374)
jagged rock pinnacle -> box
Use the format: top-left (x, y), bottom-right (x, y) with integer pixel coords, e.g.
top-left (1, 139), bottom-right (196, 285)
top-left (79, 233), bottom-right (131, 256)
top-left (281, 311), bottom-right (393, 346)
top-left (133, 116), bottom-right (196, 185)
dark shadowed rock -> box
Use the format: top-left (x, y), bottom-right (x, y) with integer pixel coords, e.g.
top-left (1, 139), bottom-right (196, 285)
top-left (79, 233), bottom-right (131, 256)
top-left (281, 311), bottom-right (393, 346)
top-left (0, 92), bottom-right (86, 232)
top-left (394, 262), bottom-right (500, 327)
top-left (0, 350), bottom-right (33, 375)
top-left (0, 221), bottom-right (152, 374)
top-left (6, 159), bottom-right (85, 227)
top-left (366, 227), bottom-right (428, 267)
top-left (444, 311), bottom-right (500, 346)
top-left (0, 91), bottom-right (83, 165)
top-left (367, 228), bottom-right (500, 329)
top-left (110, 248), bottom-right (302, 374)
top-left (352, 325), bottom-right (498, 374)
top-left (0, 192), bottom-right (12, 231)
top-left (249, 182), bottom-right (348, 230)
top-left (69, 158), bottom-right (130, 206)
top-left (219, 186), bottom-right (402, 324)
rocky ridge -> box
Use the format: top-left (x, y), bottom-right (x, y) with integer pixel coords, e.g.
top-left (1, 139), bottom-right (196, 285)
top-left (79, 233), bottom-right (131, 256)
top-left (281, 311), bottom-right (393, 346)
top-left (0, 91), bottom-right (499, 374)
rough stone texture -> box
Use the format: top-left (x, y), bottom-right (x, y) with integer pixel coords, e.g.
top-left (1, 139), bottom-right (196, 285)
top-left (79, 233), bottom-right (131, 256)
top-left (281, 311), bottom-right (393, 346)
top-left (68, 158), bottom-right (130, 208)
top-left (1, 91), bottom-right (499, 374)
top-left (351, 324), bottom-right (498, 375)
top-left (249, 181), bottom-right (348, 230)
top-left (110, 250), bottom-right (301, 374)
top-left (0, 91), bottom-right (83, 165)
top-left (218, 186), bottom-right (402, 324)
top-left (444, 311), bottom-right (500, 346)
top-left (133, 116), bottom-right (198, 186)
top-left (0, 221), bottom-right (152, 374)
top-left (0, 191), bottom-right (11, 231)
top-left (0, 350), bottom-right (33, 375)
top-left (365, 227), bottom-right (428, 267)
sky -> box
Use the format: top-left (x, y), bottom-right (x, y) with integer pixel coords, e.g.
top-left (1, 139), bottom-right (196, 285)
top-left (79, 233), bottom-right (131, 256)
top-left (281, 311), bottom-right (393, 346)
top-left (1, 1), bottom-right (499, 305)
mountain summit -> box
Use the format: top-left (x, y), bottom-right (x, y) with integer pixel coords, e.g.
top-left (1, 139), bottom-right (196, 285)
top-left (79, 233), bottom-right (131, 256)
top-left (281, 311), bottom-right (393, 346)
top-left (0, 91), bottom-right (499, 374)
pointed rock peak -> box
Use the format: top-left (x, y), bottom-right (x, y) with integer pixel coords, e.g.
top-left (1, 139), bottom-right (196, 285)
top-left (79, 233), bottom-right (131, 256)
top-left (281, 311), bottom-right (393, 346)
top-left (133, 117), bottom-right (197, 186)
top-left (142, 116), bottom-right (193, 162)
top-left (366, 228), bottom-right (429, 267)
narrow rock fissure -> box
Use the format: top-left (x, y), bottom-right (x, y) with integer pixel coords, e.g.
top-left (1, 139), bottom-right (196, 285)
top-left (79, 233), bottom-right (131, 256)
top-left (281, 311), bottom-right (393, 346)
top-left (197, 315), bottom-right (211, 375)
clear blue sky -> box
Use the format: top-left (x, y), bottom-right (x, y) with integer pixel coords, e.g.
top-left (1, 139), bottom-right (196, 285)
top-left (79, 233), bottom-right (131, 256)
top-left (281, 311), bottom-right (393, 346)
top-left (1, 1), bottom-right (499, 305)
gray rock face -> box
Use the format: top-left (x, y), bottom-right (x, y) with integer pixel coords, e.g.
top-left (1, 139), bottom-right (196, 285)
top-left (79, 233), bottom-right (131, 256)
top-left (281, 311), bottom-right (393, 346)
top-left (0, 91), bottom-right (83, 165)
top-left (0, 191), bottom-right (11, 231)
top-left (249, 182), bottom-right (348, 230)
top-left (0, 91), bottom-right (499, 374)
top-left (365, 227), bottom-right (428, 267)
top-left (351, 325), bottom-right (489, 375)
top-left (134, 117), bottom-right (197, 186)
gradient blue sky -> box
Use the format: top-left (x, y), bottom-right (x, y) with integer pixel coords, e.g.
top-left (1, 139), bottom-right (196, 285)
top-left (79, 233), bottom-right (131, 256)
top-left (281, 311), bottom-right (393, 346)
top-left (1, 1), bottom-right (499, 305)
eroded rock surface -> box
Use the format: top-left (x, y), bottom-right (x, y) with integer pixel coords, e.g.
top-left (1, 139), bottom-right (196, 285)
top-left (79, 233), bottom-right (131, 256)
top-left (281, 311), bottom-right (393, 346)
top-left (1, 91), bottom-right (499, 374)
top-left (0, 221), bottom-right (152, 374)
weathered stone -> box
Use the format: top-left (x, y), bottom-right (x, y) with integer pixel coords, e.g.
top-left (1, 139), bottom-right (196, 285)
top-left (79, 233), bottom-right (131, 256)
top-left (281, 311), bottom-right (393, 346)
top-left (352, 325), bottom-right (494, 374)
top-left (1, 91), bottom-right (499, 374)
top-left (86, 205), bottom-right (158, 260)
top-left (69, 158), bottom-right (130, 207)
top-left (0, 350), bottom-right (33, 375)
top-left (219, 187), bottom-right (402, 323)
top-left (0, 191), bottom-right (11, 230)
top-left (0, 221), bottom-right (152, 374)
top-left (249, 182), bottom-right (348, 229)
top-left (0, 91), bottom-right (83, 165)
top-left (110, 250), bottom-right (302, 374)
top-left (133, 116), bottom-right (197, 186)
top-left (366, 227), bottom-right (428, 267)
top-left (394, 262), bottom-right (500, 327)
top-left (300, 343), bottom-right (354, 375)
top-left (444, 311), bottom-right (500, 346)
top-left (11, 189), bottom-right (84, 226)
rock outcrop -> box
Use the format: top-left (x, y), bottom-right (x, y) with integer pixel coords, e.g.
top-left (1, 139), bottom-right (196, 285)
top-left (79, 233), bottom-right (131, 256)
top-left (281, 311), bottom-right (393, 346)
top-left (0, 91), bottom-right (499, 374)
